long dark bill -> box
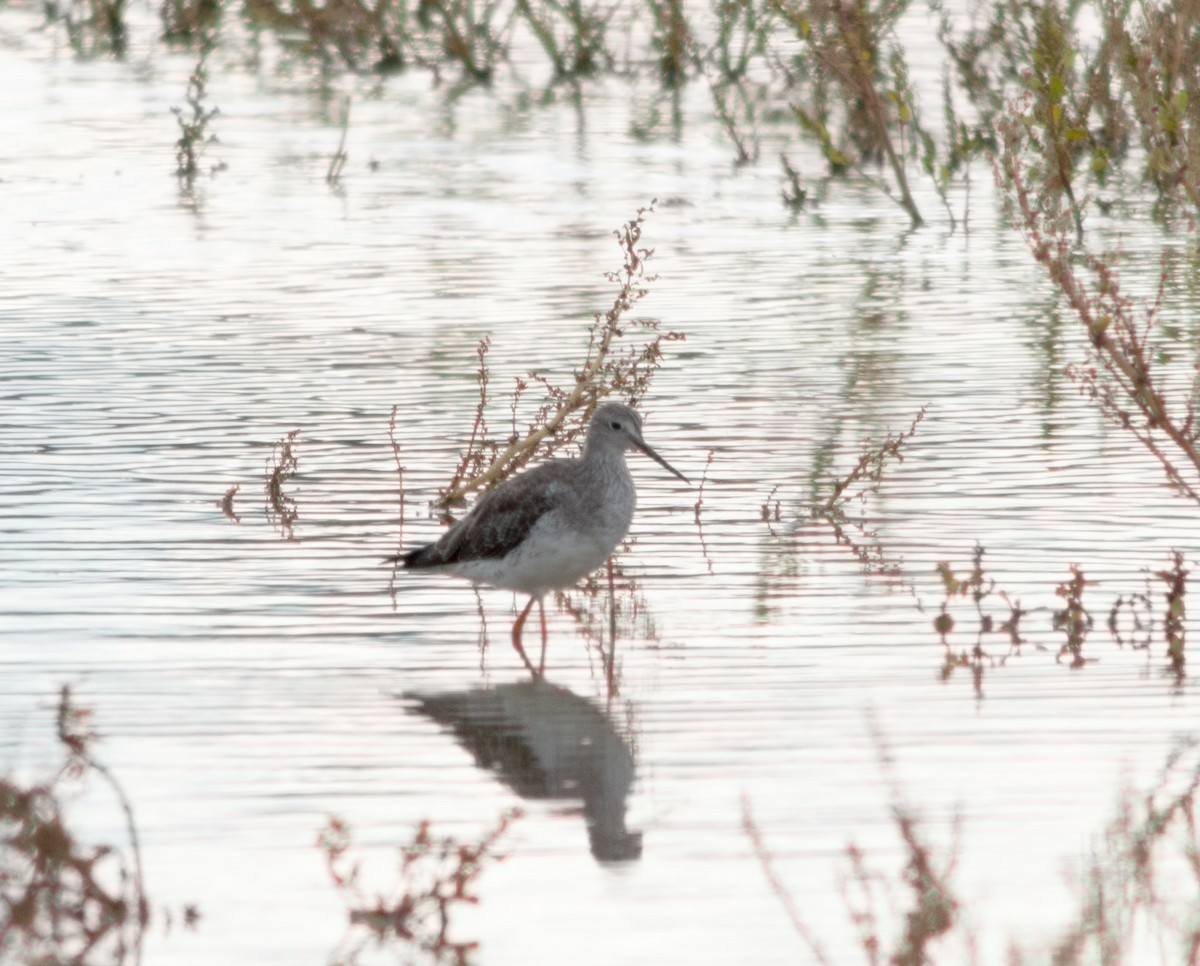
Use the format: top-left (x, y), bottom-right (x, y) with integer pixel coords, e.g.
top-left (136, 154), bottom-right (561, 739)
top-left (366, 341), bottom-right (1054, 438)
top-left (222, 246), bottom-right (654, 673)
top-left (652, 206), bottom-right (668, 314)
top-left (634, 438), bottom-right (690, 484)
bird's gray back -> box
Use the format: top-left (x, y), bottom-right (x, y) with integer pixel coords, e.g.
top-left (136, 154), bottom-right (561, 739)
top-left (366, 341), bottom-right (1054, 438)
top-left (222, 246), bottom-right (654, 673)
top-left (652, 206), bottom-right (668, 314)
top-left (426, 460), bottom-right (582, 566)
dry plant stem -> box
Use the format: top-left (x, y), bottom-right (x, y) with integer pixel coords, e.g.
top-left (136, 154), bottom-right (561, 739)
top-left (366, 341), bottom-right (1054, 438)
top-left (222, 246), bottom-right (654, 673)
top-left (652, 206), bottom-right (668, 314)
top-left (265, 429), bottom-right (300, 538)
top-left (56, 686), bottom-right (149, 958)
top-left (438, 200), bottom-right (661, 507)
top-left (389, 403), bottom-right (405, 551)
top-left (998, 131), bottom-right (1200, 503)
top-left (741, 796), bottom-right (833, 964)
top-left (327, 95), bottom-right (350, 184)
top-left (443, 335), bottom-right (493, 501)
top-left (693, 449), bottom-right (714, 522)
top-left (818, 405), bottom-right (927, 516)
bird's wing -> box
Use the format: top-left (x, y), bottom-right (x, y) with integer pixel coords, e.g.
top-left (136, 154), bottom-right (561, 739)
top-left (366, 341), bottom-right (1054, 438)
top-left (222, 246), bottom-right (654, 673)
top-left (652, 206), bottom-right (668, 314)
top-left (434, 462), bottom-right (573, 564)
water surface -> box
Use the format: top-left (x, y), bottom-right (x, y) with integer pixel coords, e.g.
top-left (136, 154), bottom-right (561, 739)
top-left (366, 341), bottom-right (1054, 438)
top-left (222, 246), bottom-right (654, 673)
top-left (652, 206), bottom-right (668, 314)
top-left (2, 10), bottom-right (1199, 963)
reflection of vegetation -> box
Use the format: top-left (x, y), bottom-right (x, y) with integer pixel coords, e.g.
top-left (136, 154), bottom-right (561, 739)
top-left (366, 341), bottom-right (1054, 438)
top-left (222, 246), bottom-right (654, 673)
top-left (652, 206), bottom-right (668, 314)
top-left (813, 404), bottom-right (925, 570)
top-left (748, 731), bottom-right (1200, 964)
top-left (0, 688), bottom-right (194, 965)
top-left (172, 39), bottom-right (221, 186)
top-left (935, 545), bottom-right (1190, 694)
top-left (555, 551), bottom-right (663, 695)
top-left (319, 809), bottom-right (520, 965)
top-left (934, 544), bottom-right (1029, 697)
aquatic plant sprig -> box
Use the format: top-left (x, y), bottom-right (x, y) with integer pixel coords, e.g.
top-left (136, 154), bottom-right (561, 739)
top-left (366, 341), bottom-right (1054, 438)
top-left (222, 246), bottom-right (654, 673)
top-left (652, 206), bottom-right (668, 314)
top-left (265, 428), bottom-right (300, 539)
top-left (436, 200), bottom-right (684, 507)
top-left (807, 404), bottom-right (927, 573)
top-left (1053, 564), bottom-right (1095, 668)
top-left (997, 120), bottom-right (1200, 504)
top-left (1156, 550), bottom-right (1188, 678)
top-left (934, 543), bottom-right (1031, 697)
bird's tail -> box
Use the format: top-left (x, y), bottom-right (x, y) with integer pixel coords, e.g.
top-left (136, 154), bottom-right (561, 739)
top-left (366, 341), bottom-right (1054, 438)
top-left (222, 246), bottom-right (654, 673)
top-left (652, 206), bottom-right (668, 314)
top-left (385, 543), bottom-right (442, 569)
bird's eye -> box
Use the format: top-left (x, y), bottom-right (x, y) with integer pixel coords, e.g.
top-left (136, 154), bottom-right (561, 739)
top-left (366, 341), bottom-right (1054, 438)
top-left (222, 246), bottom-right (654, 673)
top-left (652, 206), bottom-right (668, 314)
top-left (610, 421), bottom-right (622, 431)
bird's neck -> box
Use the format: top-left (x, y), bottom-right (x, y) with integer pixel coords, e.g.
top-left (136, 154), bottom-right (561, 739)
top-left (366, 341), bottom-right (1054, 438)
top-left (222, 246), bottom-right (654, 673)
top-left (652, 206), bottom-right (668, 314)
top-left (582, 444), bottom-right (629, 474)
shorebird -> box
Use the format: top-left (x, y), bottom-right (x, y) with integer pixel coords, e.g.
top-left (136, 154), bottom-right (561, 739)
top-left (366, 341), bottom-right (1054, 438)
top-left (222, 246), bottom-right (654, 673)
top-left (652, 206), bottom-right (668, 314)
top-left (397, 402), bottom-right (688, 672)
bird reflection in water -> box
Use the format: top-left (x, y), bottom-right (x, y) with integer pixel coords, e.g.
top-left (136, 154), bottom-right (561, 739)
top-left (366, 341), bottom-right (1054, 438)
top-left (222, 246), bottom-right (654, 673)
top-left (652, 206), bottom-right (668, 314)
top-left (406, 681), bottom-right (642, 862)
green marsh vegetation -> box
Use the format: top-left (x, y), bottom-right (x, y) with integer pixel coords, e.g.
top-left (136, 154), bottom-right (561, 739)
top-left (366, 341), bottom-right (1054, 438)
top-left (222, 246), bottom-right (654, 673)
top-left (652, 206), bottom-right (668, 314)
top-left (40, 0), bottom-right (1200, 515)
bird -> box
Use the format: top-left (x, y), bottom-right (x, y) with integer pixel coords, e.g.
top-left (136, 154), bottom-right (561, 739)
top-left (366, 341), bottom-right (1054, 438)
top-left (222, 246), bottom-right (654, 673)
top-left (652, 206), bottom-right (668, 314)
top-left (396, 401), bottom-right (688, 673)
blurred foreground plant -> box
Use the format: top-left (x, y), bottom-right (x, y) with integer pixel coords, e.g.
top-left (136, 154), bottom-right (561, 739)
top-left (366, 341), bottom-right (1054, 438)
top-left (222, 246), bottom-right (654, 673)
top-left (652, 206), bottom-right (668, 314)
top-left (747, 730), bottom-right (1200, 963)
top-left (319, 808), bottom-right (521, 965)
top-left (743, 722), bottom-right (963, 964)
top-left (0, 687), bottom-right (177, 965)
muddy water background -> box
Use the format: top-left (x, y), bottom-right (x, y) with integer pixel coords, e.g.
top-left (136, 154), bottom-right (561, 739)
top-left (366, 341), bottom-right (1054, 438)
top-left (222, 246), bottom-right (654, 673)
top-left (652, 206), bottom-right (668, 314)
top-left (3, 6), bottom-right (1200, 963)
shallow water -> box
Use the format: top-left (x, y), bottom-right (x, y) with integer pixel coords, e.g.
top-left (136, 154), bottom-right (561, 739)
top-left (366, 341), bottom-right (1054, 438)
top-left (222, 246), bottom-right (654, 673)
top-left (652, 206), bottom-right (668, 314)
top-left (3, 8), bottom-right (1200, 964)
